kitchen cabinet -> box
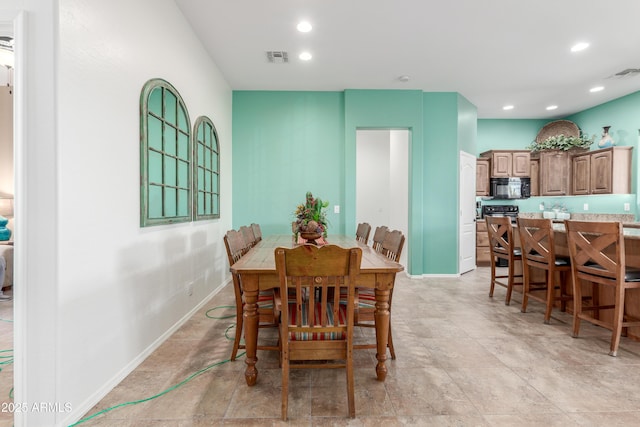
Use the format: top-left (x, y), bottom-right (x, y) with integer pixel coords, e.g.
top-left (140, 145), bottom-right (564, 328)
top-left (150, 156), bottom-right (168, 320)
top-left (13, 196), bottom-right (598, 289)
top-left (476, 158), bottom-right (490, 196)
top-left (480, 150), bottom-right (531, 178)
top-left (529, 157), bottom-right (539, 197)
top-left (539, 150), bottom-right (571, 196)
top-left (571, 146), bottom-right (633, 195)
top-left (476, 220), bottom-right (490, 266)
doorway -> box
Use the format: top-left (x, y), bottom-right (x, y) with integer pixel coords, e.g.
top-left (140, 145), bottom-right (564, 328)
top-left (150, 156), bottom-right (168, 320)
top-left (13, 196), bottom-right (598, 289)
top-left (459, 151), bottom-right (476, 273)
top-left (355, 129), bottom-right (409, 268)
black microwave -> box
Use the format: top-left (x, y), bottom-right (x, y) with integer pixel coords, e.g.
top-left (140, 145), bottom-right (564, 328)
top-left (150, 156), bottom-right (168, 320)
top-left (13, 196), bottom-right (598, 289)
top-left (490, 177), bottom-right (531, 199)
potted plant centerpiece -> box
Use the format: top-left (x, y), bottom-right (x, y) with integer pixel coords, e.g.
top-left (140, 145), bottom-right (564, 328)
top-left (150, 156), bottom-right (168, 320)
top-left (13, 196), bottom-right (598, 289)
top-left (293, 191), bottom-right (329, 244)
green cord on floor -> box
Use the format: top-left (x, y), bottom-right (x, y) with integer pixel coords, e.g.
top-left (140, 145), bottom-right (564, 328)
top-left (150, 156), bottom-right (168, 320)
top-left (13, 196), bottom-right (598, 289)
top-left (68, 305), bottom-right (243, 426)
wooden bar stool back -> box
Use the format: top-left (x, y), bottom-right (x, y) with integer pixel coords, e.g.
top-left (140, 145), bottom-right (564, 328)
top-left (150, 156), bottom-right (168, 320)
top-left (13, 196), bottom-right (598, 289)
top-left (486, 215), bottom-right (523, 305)
top-left (565, 220), bottom-right (640, 356)
top-left (517, 217), bottom-right (572, 324)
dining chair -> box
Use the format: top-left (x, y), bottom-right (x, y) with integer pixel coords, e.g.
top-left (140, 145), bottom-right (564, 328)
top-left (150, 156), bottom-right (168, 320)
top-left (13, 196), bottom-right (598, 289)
top-left (224, 230), bottom-right (279, 361)
top-left (250, 223), bottom-right (262, 243)
top-left (564, 220), bottom-right (640, 356)
top-left (517, 217), bottom-right (572, 324)
top-left (486, 216), bottom-right (523, 305)
top-left (371, 225), bottom-right (389, 253)
top-left (239, 225), bottom-right (256, 253)
top-left (355, 222), bottom-right (371, 244)
top-left (351, 229), bottom-right (404, 359)
top-left (275, 244), bottom-right (362, 420)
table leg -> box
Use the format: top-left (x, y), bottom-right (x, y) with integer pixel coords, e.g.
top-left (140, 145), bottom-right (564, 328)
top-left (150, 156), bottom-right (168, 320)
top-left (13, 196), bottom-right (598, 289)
top-left (374, 283), bottom-right (392, 382)
top-left (242, 276), bottom-right (259, 386)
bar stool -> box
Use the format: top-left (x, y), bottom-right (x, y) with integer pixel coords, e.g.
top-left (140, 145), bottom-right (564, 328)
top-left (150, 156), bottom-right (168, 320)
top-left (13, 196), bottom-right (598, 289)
top-left (565, 220), bottom-right (640, 356)
top-left (517, 217), bottom-right (572, 324)
top-left (486, 216), bottom-right (523, 305)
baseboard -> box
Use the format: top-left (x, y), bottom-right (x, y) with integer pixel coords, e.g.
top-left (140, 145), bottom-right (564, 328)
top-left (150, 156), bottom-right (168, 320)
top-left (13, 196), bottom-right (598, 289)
top-left (61, 278), bottom-right (231, 427)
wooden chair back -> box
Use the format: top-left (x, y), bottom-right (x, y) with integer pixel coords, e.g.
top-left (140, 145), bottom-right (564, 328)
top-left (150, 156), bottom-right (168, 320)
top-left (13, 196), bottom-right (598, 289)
top-left (371, 226), bottom-right (389, 253)
top-left (224, 229), bottom-right (278, 360)
top-left (356, 222), bottom-right (371, 244)
top-left (239, 225), bottom-right (256, 252)
top-left (251, 223), bottom-right (262, 242)
top-left (275, 244), bottom-right (362, 420)
top-left (381, 229), bottom-right (405, 262)
top-left (224, 229), bottom-right (245, 265)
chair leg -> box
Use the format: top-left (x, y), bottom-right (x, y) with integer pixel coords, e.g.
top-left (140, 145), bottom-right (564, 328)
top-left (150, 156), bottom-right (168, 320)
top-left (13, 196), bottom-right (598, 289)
top-left (521, 264), bottom-right (530, 313)
top-left (544, 269), bottom-right (554, 325)
top-left (609, 286), bottom-right (626, 357)
top-left (505, 259), bottom-right (515, 305)
top-left (281, 351), bottom-right (289, 421)
top-left (346, 349), bottom-right (355, 418)
top-left (572, 278), bottom-right (583, 338)
top-left (230, 305), bottom-right (244, 361)
top-left (489, 260), bottom-right (496, 297)
top-left (387, 325), bottom-right (396, 360)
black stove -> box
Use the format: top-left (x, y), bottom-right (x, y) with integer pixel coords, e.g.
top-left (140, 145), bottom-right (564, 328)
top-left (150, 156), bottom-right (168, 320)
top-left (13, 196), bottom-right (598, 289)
top-left (482, 205), bottom-right (519, 222)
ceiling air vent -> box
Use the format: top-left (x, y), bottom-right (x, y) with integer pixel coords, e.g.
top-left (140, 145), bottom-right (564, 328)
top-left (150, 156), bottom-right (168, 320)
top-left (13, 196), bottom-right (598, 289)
top-left (266, 51), bottom-right (289, 64)
top-left (609, 68), bottom-right (640, 79)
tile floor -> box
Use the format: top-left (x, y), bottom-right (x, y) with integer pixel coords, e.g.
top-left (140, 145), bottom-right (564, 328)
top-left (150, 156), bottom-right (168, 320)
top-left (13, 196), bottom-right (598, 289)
top-left (5, 268), bottom-right (640, 426)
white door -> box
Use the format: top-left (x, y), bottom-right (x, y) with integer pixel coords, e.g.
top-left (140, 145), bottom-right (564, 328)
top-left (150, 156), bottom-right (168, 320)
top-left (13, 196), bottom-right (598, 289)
top-left (459, 151), bottom-right (476, 273)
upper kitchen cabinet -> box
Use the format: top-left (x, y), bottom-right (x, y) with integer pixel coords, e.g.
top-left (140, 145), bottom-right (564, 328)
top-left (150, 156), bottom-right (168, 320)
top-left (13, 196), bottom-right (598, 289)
top-left (476, 157), bottom-right (490, 196)
top-left (571, 146), bottom-right (633, 195)
top-left (529, 157), bottom-right (539, 197)
top-left (539, 150), bottom-right (571, 196)
top-left (480, 150), bottom-right (531, 177)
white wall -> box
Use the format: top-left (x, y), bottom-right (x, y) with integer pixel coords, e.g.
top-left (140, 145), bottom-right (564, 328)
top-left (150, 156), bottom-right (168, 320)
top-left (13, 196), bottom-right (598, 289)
top-left (5, 0), bottom-right (233, 425)
top-left (356, 129), bottom-right (409, 267)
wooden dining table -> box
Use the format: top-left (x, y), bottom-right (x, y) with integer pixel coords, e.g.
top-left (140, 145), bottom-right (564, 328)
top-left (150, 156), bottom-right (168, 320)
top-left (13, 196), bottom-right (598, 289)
top-left (230, 234), bottom-right (404, 386)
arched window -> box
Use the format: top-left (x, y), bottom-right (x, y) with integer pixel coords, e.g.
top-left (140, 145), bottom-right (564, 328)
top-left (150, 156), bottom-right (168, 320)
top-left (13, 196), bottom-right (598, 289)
top-left (140, 79), bottom-right (191, 226)
top-left (193, 116), bottom-right (220, 220)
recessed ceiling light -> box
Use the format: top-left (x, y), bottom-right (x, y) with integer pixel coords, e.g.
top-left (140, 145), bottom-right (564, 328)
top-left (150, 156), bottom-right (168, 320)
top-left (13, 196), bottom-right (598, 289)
top-left (398, 75), bottom-right (410, 82)
top-left (297, 21), bottom-right (312, 32)
top-left (546, 105), bottom-right (558, 111)
top-left (590, 86), bottom-right (604, 93)
top-left (503, 105), bottom-right (514, 111)
top-left (299, 51), bottom-right (312, 61)
top-left (571, 42), bottom-right (589, 52)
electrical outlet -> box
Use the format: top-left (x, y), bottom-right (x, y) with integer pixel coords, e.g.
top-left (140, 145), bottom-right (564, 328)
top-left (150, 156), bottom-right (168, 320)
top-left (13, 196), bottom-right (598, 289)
top-left (539, 203), bottom-right (545, 211)
top-left (624, 203), bottom-right (631, 211)
top-left (334, 205), bottom-right (340, 214)
top-left (583, 203), bottom-right (589, 211)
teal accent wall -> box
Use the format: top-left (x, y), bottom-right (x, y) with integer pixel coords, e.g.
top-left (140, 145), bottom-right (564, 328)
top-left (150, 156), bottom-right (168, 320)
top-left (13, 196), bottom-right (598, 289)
top-left (344, 90), bottom-right (424, 274)
top-left (232, 91), bottom-right (346, 235)
top-left (477, 119), bottom-right (549, 153)
top-left (233, 89), bottom-right (475, 275)
top-left (477, 90), bottom-right (640, 219)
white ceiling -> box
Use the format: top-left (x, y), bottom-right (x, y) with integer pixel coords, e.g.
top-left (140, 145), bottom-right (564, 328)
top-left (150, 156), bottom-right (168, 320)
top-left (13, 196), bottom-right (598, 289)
top-left (175, 0), bottom-right (640, 119)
